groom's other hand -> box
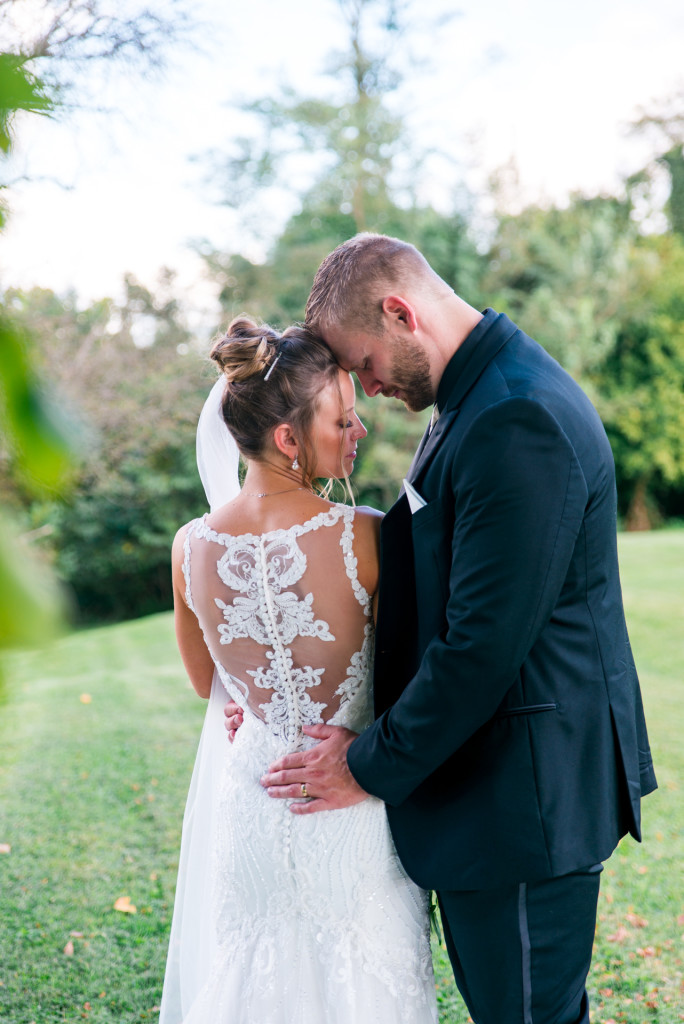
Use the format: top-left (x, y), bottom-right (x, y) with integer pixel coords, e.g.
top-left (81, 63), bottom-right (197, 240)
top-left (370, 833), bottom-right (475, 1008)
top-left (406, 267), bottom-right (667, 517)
top-left (260, 724), bottom-right (368, 814)
top-left (224, 701), bottom-right (244, 742)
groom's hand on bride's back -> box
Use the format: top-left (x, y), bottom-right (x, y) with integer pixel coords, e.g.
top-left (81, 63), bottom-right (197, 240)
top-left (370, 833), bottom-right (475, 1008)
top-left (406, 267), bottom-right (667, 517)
top-left (224, 701), bottom-right (244, 742)
top-left (224, 706), bottom-right (368, 813)
top-left (260, 724), bottom-right (368, 814)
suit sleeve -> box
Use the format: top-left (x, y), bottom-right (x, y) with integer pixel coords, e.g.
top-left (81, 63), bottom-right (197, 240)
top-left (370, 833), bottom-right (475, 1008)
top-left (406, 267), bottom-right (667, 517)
top-left (347, 396), bottom-right (589, 806)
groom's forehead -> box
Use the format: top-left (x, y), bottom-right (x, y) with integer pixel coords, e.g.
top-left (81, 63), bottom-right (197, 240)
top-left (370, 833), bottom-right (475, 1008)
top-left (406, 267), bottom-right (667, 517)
top-left (323, 326), bottom-right (378, 370)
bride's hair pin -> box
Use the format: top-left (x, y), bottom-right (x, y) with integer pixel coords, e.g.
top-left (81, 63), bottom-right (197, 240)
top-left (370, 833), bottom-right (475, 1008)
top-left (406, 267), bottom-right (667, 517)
top-left (263, 353), bottom-right (281, 381)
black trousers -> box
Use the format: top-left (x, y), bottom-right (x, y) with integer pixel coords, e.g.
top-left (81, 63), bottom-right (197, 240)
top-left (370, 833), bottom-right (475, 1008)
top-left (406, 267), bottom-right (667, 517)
top-left (437, 864), bottom-right (602, 1024)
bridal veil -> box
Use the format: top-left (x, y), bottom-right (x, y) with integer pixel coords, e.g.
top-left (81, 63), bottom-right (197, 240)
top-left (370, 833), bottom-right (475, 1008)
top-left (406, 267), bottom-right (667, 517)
top-left (158, 377), bottom-right (240, 1024)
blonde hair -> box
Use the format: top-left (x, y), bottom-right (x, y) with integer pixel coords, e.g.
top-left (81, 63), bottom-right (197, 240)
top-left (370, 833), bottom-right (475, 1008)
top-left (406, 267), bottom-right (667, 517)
top-left (209, 316), bottom-right (342, 491)
top-left (305, 233), bottom-right (436, 335)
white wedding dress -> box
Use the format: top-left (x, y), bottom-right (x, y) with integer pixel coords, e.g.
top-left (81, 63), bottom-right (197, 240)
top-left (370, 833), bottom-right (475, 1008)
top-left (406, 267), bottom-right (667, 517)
top-left (159, 501), bottom-right (437, 1024)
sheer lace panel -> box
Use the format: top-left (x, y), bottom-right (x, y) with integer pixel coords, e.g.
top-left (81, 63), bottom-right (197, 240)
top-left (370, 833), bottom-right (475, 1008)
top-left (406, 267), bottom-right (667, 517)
top-left (183, 505), bottom-right (374, 749)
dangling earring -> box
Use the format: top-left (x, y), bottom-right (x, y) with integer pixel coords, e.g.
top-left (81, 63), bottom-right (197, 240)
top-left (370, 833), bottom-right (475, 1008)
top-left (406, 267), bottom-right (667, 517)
top-left (292, 455), bottom-right (299, 471)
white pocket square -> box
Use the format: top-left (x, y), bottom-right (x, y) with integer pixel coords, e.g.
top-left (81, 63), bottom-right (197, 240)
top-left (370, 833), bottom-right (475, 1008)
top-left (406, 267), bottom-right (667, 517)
top-left (403, 479), bottom-right (427, 513)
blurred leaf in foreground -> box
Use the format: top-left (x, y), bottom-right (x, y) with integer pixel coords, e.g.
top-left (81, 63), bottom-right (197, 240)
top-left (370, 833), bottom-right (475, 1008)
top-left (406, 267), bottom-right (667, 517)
top-left (0, 314), bottom-right (75, 653)
top-left (0, 313), bottom-right (76, 493)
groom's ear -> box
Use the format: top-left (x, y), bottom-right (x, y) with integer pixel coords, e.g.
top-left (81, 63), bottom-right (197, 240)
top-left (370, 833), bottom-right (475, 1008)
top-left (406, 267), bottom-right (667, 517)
top-left (381, 295), bottom-right (418, 332)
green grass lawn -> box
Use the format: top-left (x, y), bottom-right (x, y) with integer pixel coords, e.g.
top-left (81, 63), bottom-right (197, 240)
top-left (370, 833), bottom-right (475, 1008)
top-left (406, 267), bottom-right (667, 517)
top-left (0, 530), bottom-right (682, 1023)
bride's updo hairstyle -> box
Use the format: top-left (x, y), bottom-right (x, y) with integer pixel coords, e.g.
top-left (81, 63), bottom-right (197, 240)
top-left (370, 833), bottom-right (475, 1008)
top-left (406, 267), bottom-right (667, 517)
top-left (210, 315), bottom-right (341, 488)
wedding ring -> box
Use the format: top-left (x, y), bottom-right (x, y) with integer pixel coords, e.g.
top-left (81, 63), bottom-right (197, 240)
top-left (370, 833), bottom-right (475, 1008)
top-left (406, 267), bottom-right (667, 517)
top-left (300, 783), bottom-right (309, 799)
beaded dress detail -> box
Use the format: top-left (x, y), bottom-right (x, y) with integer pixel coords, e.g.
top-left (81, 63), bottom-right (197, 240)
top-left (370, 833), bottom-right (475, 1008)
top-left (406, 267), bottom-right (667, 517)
top-left (161, 503), bottom-right (436, 1024)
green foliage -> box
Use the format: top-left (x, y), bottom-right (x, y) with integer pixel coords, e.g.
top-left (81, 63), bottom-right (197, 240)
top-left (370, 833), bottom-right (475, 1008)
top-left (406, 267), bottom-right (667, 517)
top-left (0, 0), bottom-right (196, 104)
top-left (0, 312), bottom-right (75, 493)
top-left (208, 0), bottom-right (405, 236)
top-left (659, 146), bottom-right (684, 237)
top-left (0, 52), bottom-right (53, 155)
top-left (483, 195), bottom-right (636, 381)
top-left (628, 89), bottom-right (684, 236)
top-left (595, 235), bottom-right (684, 528)
top-left (0, 320), bottom-right (73, 647)
top-left (0, 49), bottom-right (71, 652)
top-left (480, 189), bottom-right (684, 527)
top-left (3, 280), bottom-right (213, 622)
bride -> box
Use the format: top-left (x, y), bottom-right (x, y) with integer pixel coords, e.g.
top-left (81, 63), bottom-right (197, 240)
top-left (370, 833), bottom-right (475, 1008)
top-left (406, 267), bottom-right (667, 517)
top-left (159, 317), bottom-right (437, 1023)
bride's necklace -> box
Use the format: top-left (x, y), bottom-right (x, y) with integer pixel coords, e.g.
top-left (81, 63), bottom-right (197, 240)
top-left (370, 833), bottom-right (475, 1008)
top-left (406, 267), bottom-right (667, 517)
top-left (243, 486), bottom-right (313, 499)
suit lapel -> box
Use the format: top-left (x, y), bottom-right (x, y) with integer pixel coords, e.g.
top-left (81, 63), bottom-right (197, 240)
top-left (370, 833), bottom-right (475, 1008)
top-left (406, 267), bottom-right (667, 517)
top-left (406, 409), bottom-right (458, 484)
top-left (405, 420), bottom-right (432, 480)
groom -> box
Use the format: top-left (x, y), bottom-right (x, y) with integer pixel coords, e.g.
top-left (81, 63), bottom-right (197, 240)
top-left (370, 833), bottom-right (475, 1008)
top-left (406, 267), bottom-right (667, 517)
top-left (237, 234), bottom-right (656, 1023)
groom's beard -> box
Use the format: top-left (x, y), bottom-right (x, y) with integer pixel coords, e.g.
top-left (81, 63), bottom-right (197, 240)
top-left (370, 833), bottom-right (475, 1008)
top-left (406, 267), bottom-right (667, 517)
top-left (384, 333), bottom-right (434, 412)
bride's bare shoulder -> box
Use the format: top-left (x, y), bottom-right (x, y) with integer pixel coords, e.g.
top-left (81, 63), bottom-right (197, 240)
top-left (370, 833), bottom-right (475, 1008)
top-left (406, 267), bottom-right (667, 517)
top-left (353, 504), bottom-right (383, 538)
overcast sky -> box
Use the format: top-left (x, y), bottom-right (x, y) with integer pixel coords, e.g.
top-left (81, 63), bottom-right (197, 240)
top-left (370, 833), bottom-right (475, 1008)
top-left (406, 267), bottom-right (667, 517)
top-left (1, 0), bottom-right (683, 320)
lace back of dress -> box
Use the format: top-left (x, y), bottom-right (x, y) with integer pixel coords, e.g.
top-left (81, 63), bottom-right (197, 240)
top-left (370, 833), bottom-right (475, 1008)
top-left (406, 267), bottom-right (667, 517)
top-left (183, 507), bottom-right (373, 749)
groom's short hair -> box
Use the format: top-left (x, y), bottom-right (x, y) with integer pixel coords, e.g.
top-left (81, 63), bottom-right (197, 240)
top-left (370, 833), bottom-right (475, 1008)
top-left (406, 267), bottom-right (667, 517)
top-left (305, 233), bottom-right (434, 336)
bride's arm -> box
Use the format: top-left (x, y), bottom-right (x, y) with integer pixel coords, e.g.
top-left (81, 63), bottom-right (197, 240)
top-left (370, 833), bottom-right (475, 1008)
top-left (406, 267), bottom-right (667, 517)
top-left (171, 527), bottom-right (214, 699)
top-left (353, 505), bottom-right (383, 622)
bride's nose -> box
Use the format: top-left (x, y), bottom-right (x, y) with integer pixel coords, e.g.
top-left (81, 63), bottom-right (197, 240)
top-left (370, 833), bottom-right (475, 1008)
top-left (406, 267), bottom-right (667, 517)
top-left (352, 416), bottom-right (367, 440)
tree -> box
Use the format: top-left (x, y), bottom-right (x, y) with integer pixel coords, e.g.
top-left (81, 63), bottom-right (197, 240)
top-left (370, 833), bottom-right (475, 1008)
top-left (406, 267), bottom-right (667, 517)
top-left (207, 0), bottom-right (406, 237)
top-left (627, 89), bottom-right (684, 236)
top-left (199, 0), bottom-right (478, 321)
top-left (0, 0), bottom-right (194, 101)
top-left (4, 279), bottom-right (213, 621)
top-left (594, 234), bottom-right (684, 528)
top-left (481, 194), bottom-right (638, 385)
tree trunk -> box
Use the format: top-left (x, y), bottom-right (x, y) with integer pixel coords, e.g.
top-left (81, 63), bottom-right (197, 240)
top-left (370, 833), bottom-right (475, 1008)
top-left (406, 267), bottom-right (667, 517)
top-left (625, 477), bottom-right (655, 531)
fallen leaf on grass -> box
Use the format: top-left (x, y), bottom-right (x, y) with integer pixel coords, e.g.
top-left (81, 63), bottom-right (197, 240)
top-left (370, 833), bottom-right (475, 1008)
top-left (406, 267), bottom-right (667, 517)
top-left (677, 913), bottom-right (684, 927)
top-left (113, 896), bottom-right (137, 914)
top-left (79, 694), bottom-right (92, 704)
top-left (599, 988), bottom-right (614, 997)
top-left (636, 865), bottom-right (648, 874)
top-left (0, 844), bottom-right (10, 854)
top-left (63, 940), bottom-right (74, 956)
top-left (607, 925), bottom-right (629, 943)
top-left (626, 912), bottom-right (648, 928)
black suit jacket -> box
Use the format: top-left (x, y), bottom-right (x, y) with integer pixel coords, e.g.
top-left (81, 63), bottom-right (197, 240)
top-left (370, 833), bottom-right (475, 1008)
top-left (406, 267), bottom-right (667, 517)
top-left (347, 310), bottom-right (657, 891)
